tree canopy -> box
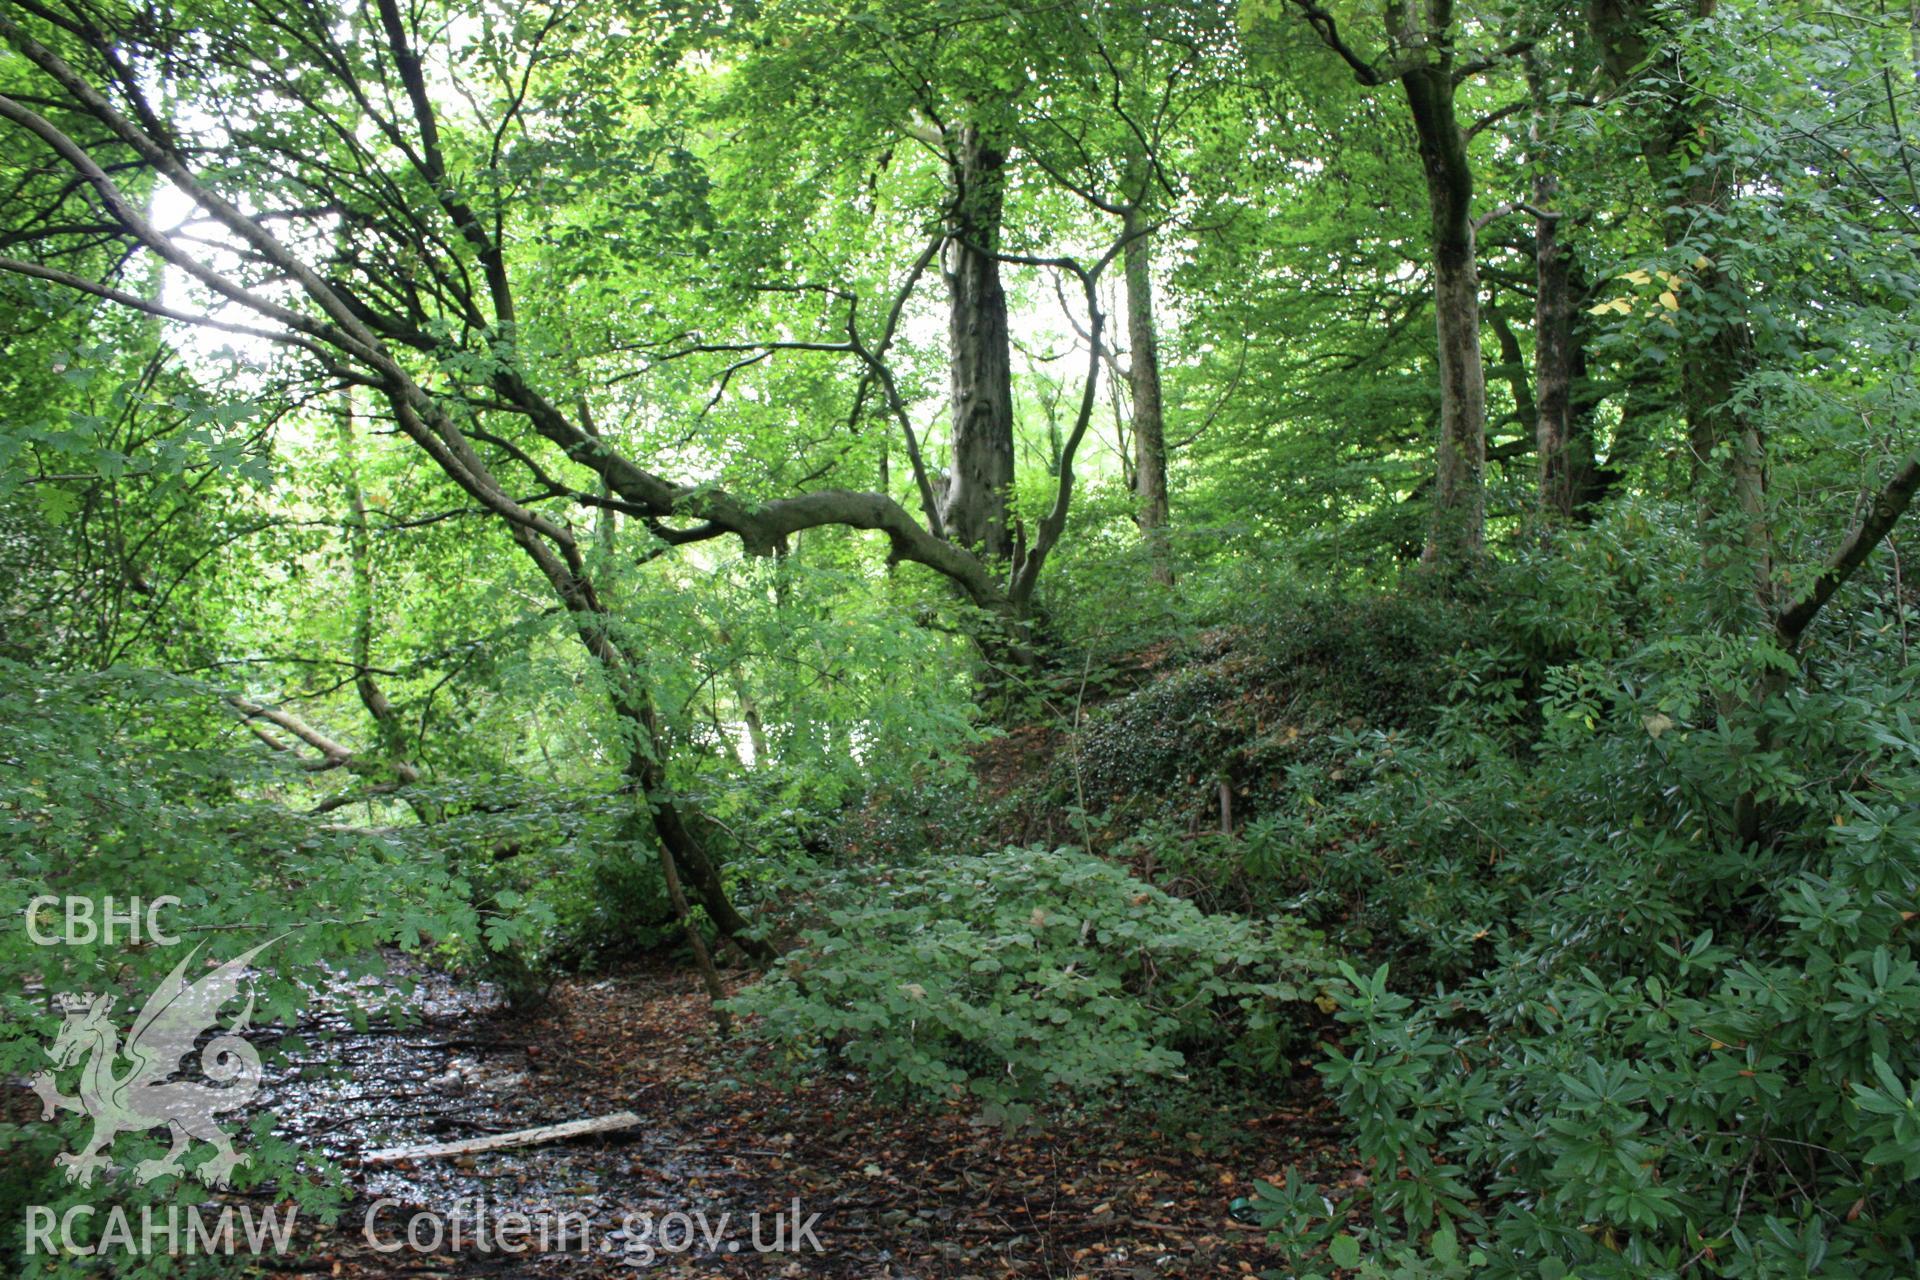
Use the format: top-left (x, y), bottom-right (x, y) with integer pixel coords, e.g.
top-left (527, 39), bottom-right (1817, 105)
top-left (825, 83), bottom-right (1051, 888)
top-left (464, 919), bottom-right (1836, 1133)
top-left (3, 0), bottom-right (1920, 1275)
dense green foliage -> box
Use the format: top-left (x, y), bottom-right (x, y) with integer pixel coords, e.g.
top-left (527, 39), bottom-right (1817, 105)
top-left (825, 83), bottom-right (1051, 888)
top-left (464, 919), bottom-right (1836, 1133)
top-left (1, 0), bottom-right (1917, 1275)
top-left (0, 660), bottom-right (455, 1272)
top-left (731, 845), bottom-right (1335, 1122)
top-left (1247, 514), bottom-right (1920, 1276)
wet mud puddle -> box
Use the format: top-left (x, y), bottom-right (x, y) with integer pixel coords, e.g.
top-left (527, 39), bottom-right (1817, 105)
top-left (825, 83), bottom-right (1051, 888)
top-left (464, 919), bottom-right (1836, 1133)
top-left (258, 961), bottom-right (760, 1276)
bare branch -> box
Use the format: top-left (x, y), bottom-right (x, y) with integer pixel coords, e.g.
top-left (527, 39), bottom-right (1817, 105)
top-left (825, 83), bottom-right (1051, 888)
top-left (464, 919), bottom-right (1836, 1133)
top-left (1777, 449), bottom-right (1920, 647)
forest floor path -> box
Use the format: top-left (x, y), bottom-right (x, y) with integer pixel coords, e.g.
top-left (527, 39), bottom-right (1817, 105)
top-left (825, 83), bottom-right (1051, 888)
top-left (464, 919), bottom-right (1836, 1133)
top-left (263, 960), bottom-right (1353, 1279)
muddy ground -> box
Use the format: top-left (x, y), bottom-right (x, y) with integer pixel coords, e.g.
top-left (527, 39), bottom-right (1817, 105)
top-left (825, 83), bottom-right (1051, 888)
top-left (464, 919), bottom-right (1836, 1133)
top-left (248, 960), bottom-right (1353, 1279)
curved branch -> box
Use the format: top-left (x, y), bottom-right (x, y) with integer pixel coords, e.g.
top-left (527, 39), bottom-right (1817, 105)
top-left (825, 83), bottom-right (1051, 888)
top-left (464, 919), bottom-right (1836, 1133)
top-left (373, 0), bottom-right (515, 327)
top-left (1287, 0), bottom-right (1390, 85)
top-left (1777, 450), bottom-right (1920, 647)
top-left (2, 13), bottom-right (1014, 619)
top-left (0, 255), bottom-right (334, 359)
top-left (1011, 261), bottom-right (1104, 603)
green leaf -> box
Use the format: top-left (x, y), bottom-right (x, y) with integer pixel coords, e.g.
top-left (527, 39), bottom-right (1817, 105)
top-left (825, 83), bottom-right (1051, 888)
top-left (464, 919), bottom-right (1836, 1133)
top-left (1329, 1233), bottom-right (1361, 1268)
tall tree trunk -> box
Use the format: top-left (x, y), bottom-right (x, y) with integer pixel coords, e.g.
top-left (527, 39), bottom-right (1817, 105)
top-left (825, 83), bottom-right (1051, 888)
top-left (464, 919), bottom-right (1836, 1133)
top-left (1403, 65), bottom-right (1488, 571)
top-left (1588, 0), bottom-right (1769, 618)
top-left (941, 123), bottom-right (1016, 560)
top-left (1530, 179), bottom-right (1593, 520)
top-left (1590, 0), bottom-right (1773, 846)
top-left (621, 716), bottom-right (772, 961)
top-left (1525, 53), bottom-right (1588, 520)
top-left (1122, 207), bottom-right (1172, 585)
top-left (1288, 1), bottom-right (1487, 568)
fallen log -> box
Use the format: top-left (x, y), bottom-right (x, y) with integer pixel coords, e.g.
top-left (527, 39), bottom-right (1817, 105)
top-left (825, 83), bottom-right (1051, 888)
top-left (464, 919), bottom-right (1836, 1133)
top-left (360, 1111), bottom-right (643, 1164)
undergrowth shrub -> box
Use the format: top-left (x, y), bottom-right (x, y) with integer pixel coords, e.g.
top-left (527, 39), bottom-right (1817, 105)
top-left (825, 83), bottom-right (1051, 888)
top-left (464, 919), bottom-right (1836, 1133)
top-left (0, 661), bottom-right (471, 1275)
top-left (1248, 519), bottom-right (1920, 1279)
top-left (729, 845), bottom-right (1337, 1126)
top-left (1060, 591), bottom-right (1471, 841)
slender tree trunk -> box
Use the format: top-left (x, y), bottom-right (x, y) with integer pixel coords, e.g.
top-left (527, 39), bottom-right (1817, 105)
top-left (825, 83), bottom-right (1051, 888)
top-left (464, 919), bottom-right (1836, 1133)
top-left (501, 519), bottom-right (769, 963)
top-left (489, 506), bottom-right (769, 962)
top-left (621, 724), bottom-right (771, 961)
top-left (1524, 54), bottom-right (1587, 519)
top-left (1122, 207), bottom-right (1172, 585)
top-left (1403, 65), bottom-right (1487, 571)
top-left (657, 834), bottom-right (731, 1035)
top-left (1590, 0), bottom-right (1770, 616)
top-left (1590, 0), bottom-right (1772, 844)
top-left (336, 396), bottom-right (392, 751)
top-left (333, 392), bottom-right (429, 818)
top-left (614, 799), bottom-right (733, 1028)
top-left (733, 674), bottom-right (768, 766)
top-left (1531, 184), bottom-right (1592, 520)
top-left (941, 123), bottom-right (1016, 560)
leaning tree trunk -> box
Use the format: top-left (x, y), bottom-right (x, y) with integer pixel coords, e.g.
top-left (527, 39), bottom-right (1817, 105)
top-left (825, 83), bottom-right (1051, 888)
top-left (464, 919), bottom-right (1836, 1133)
top-left (940, 123), bottom-right (1016, 561)
top-left (656, 836), bottom-right (731, 1034)
top-left (1122, 206), bottom-right (1173, 585)
top-left (620, 711), bottom-right (772, 962)
top-left (494, 513), bottom-right (772, 963)
top-left (1403, 65), bottom-right (1488, 571)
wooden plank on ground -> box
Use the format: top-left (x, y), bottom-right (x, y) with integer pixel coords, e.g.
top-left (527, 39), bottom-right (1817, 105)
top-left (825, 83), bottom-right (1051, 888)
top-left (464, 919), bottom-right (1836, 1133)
top-left (360, 1111), bottom-right (643, 1164)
